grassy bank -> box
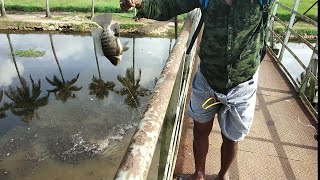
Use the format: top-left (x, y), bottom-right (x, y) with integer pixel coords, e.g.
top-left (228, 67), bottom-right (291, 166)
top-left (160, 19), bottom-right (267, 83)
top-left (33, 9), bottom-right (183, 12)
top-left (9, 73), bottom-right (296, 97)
top-left (277, 0), bottom-right (318, 21)
top-left (5, 0), bottom-right (121, 13)
top-left (4, 0), bottom-right (318, 21)
top-left (274, 21), bottom-right (318, 36)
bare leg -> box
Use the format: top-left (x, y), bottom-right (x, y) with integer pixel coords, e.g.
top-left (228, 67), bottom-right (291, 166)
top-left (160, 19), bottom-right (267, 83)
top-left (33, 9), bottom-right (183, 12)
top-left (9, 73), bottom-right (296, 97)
top-left (183, 120), bottom-right (213, 180)
top-left (218, 133), bottom-right (238, 180)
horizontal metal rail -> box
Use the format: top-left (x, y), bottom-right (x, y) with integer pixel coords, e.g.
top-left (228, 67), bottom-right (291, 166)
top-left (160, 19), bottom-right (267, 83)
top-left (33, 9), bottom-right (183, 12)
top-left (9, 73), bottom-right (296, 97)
top-left (268, 0), bottom-right (318, 118)
top-left (271, 15), bottom-right (317, 55)
top-left (267, 27), bottom-right (318, 86)
top-left (114, 14), bottom-right (194, 180)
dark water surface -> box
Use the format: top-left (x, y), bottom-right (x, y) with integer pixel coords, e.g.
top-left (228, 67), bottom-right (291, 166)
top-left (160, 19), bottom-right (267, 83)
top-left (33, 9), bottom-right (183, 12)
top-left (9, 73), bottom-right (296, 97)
top-left (0, 32), bottom-right (174, 179)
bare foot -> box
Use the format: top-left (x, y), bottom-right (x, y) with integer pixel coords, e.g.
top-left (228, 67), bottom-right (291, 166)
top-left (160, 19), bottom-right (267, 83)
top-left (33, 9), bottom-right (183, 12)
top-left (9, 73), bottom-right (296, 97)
top-left (178, 173), bottom-right (205, 180)
top-left (217, 172), bottom-right (230, 180)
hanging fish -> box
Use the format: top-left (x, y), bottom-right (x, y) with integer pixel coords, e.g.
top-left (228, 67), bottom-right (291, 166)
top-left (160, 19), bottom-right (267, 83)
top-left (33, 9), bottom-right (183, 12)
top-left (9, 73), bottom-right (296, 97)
top-left (92, 13), bottom-right (129, 66)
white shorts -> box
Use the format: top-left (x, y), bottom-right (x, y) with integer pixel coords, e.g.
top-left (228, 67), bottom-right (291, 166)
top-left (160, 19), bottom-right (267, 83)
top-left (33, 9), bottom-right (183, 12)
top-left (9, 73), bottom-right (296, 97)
top-left (188, 66), bottom-right (259, 141)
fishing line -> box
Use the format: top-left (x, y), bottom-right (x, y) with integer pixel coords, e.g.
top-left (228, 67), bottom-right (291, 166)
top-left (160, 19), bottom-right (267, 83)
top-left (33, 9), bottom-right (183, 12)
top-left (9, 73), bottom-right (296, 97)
top-left (297, 117), bottom-right (318, 132)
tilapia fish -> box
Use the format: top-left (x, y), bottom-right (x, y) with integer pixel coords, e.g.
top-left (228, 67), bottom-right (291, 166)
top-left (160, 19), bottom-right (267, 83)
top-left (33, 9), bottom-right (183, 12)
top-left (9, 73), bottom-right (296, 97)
top-left (92, 13), bottom-right (129, 66)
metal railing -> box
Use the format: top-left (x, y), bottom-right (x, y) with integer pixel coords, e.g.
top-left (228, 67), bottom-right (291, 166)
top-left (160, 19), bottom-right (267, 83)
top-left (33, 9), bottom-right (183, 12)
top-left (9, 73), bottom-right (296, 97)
top-left (114, 9), bottom-right (201, 179)
top-left (114, 0), bottom-right (319, 178)
top-left (267, 0), bottom-right (318, 119)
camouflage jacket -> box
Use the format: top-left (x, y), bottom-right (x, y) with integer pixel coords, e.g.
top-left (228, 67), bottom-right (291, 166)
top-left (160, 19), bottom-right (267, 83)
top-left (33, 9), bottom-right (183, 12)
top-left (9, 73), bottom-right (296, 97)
top-left (136, 0), bottom-right (271, 93)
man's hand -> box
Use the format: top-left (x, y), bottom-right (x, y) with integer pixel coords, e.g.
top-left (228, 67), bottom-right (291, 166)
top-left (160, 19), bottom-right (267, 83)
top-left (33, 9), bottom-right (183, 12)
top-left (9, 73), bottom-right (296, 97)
top-left (120, 0), bottom-right (142, 12)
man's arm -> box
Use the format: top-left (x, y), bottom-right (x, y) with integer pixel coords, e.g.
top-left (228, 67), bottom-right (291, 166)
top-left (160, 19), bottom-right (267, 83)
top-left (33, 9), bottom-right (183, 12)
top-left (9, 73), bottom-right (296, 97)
top-left (121, 0), bottom-right (199, 21)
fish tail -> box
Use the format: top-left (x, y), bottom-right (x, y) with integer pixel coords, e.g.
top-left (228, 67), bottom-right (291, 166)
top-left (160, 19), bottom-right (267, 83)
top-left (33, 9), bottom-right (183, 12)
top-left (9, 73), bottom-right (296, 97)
top-left (92, 13), bottom-right (113, 28)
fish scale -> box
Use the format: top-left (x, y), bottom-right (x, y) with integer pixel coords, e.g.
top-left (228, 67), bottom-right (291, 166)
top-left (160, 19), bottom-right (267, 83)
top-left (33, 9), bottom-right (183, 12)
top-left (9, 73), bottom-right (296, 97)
top-left (101, 32), bottom-right (119, 55)
top-left (91, 13), bottom-right (129, 66)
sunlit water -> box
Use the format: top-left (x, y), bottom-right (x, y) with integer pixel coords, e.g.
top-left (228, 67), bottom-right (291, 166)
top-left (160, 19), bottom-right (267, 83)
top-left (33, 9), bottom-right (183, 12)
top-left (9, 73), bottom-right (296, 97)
top-left (0, 32), bottom-right (175, 180)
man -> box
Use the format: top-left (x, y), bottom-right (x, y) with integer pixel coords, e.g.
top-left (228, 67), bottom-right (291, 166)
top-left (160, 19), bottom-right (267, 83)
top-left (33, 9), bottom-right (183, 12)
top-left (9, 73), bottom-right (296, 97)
top-left (120, 0), bottom-right (271, 179)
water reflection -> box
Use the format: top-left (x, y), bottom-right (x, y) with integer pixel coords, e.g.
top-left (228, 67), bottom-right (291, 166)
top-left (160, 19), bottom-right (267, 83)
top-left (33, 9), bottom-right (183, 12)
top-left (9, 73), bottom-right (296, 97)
top-left (0, 90), bottom-right (9, 119)
top-left (89, 37), bottom-right (115, 100)
top-left (5, 76), bottom-right (49, 123)
top-left (116, 67), bottom-right (151, 109)
top-left (46, 74), bottom-right (82, 102)
top-left (0, 32), bottom-right (173, 179)
top-left (3, 34), bottom-right (49, 123)
top-left (46, 34), bottom-right (82, 103)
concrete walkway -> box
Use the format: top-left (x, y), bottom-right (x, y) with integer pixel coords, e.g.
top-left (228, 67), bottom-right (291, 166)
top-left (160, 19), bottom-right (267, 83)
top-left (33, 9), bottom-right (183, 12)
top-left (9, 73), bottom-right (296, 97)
top-left (173, 52), bottom-right (318, 180)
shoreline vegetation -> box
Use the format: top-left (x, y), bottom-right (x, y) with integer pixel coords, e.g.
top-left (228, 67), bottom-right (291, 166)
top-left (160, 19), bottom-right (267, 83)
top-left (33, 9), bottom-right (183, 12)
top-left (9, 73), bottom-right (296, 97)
top-left (0, 0), bottom-right (317, 39)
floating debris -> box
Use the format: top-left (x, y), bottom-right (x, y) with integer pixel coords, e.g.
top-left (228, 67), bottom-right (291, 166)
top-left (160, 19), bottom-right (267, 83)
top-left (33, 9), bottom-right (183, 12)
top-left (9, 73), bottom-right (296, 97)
top-left (14, 48), bottom-right (46, 58)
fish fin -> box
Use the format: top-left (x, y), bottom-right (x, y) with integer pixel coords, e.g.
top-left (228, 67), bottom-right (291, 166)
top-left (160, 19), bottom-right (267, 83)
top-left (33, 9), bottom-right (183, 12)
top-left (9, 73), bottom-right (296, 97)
top-left (122, 41), bottom-right (129, 52)
top-left (122, 46), bottom-right (129, 52)
top-left (110, 22), bottom-right (120, 37)
top-left (91, 28), bottom-right (104, 56)
top-left (122, 41), bottom-right (129, 46)
top-left (92, 13), bottom-right (113, 28)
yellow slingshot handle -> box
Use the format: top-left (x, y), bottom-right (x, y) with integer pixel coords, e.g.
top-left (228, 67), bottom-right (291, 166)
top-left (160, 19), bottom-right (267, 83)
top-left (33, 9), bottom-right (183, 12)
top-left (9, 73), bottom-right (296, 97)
top-left (201, 97), bottom-right (222, 110)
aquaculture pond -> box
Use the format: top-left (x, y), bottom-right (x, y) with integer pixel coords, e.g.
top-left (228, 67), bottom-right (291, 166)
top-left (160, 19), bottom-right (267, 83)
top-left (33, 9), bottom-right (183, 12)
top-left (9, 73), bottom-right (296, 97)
top-left (0, 32), bottom-right (175, 180)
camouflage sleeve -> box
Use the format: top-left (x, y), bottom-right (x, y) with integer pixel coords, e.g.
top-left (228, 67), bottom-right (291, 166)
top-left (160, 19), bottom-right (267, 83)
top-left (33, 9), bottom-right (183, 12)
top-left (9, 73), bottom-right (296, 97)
top-left (136, 0), bottom-right (199, 21)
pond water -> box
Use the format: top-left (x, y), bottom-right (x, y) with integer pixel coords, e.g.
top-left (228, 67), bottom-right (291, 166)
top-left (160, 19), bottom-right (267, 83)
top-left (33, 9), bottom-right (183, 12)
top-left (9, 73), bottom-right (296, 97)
top-left (0, 32), bottom-right (174, 180)
top-left (274, 42), bottom-right (317, 84)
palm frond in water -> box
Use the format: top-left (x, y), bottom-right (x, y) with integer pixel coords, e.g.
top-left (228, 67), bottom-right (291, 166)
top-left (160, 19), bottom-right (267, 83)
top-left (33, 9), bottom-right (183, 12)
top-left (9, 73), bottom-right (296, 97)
top-left (4, 76), bottom-right (49, 123)
top-left (46, 73), bottom-right (82, 103)
top-left (116, 67), bottom-right (151, 109)
top-left (89, 76), bottom-right (115, 100)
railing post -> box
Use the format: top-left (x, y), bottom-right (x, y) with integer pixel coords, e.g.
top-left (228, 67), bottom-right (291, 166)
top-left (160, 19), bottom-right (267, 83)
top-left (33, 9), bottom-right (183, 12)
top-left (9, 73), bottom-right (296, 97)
top-left (268, 0), bottom-right (279, 50)
top-left (278, 0), bottom-right (300, 61)
top-left (300, 41), bottom-right (318, 104)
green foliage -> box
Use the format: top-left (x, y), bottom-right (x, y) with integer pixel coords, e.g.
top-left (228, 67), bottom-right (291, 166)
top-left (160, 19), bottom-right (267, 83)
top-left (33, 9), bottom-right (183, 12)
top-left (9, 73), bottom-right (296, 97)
top-left (15, 48), bottom-right (46, 58)
top-left (119, 23), bottom-right (143, 30)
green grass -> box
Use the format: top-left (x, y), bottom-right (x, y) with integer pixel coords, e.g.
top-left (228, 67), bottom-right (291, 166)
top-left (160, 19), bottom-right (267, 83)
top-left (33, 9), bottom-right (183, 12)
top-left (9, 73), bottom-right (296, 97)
top-left (5, 0), bottom-right (317, 21)
top-left (276, 0), bottom-right (318, 21)
top-left (15, 49), bottom-right (46, 58)
top-left (5, 0), bottom-right (122, 13)
top-left (274, 21), bottom-right (317, 36)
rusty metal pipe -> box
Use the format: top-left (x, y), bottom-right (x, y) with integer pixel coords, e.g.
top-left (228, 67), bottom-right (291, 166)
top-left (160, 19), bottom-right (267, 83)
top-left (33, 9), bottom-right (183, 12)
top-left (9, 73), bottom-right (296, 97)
top-left (114, 14), bottom-right (194, 180)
